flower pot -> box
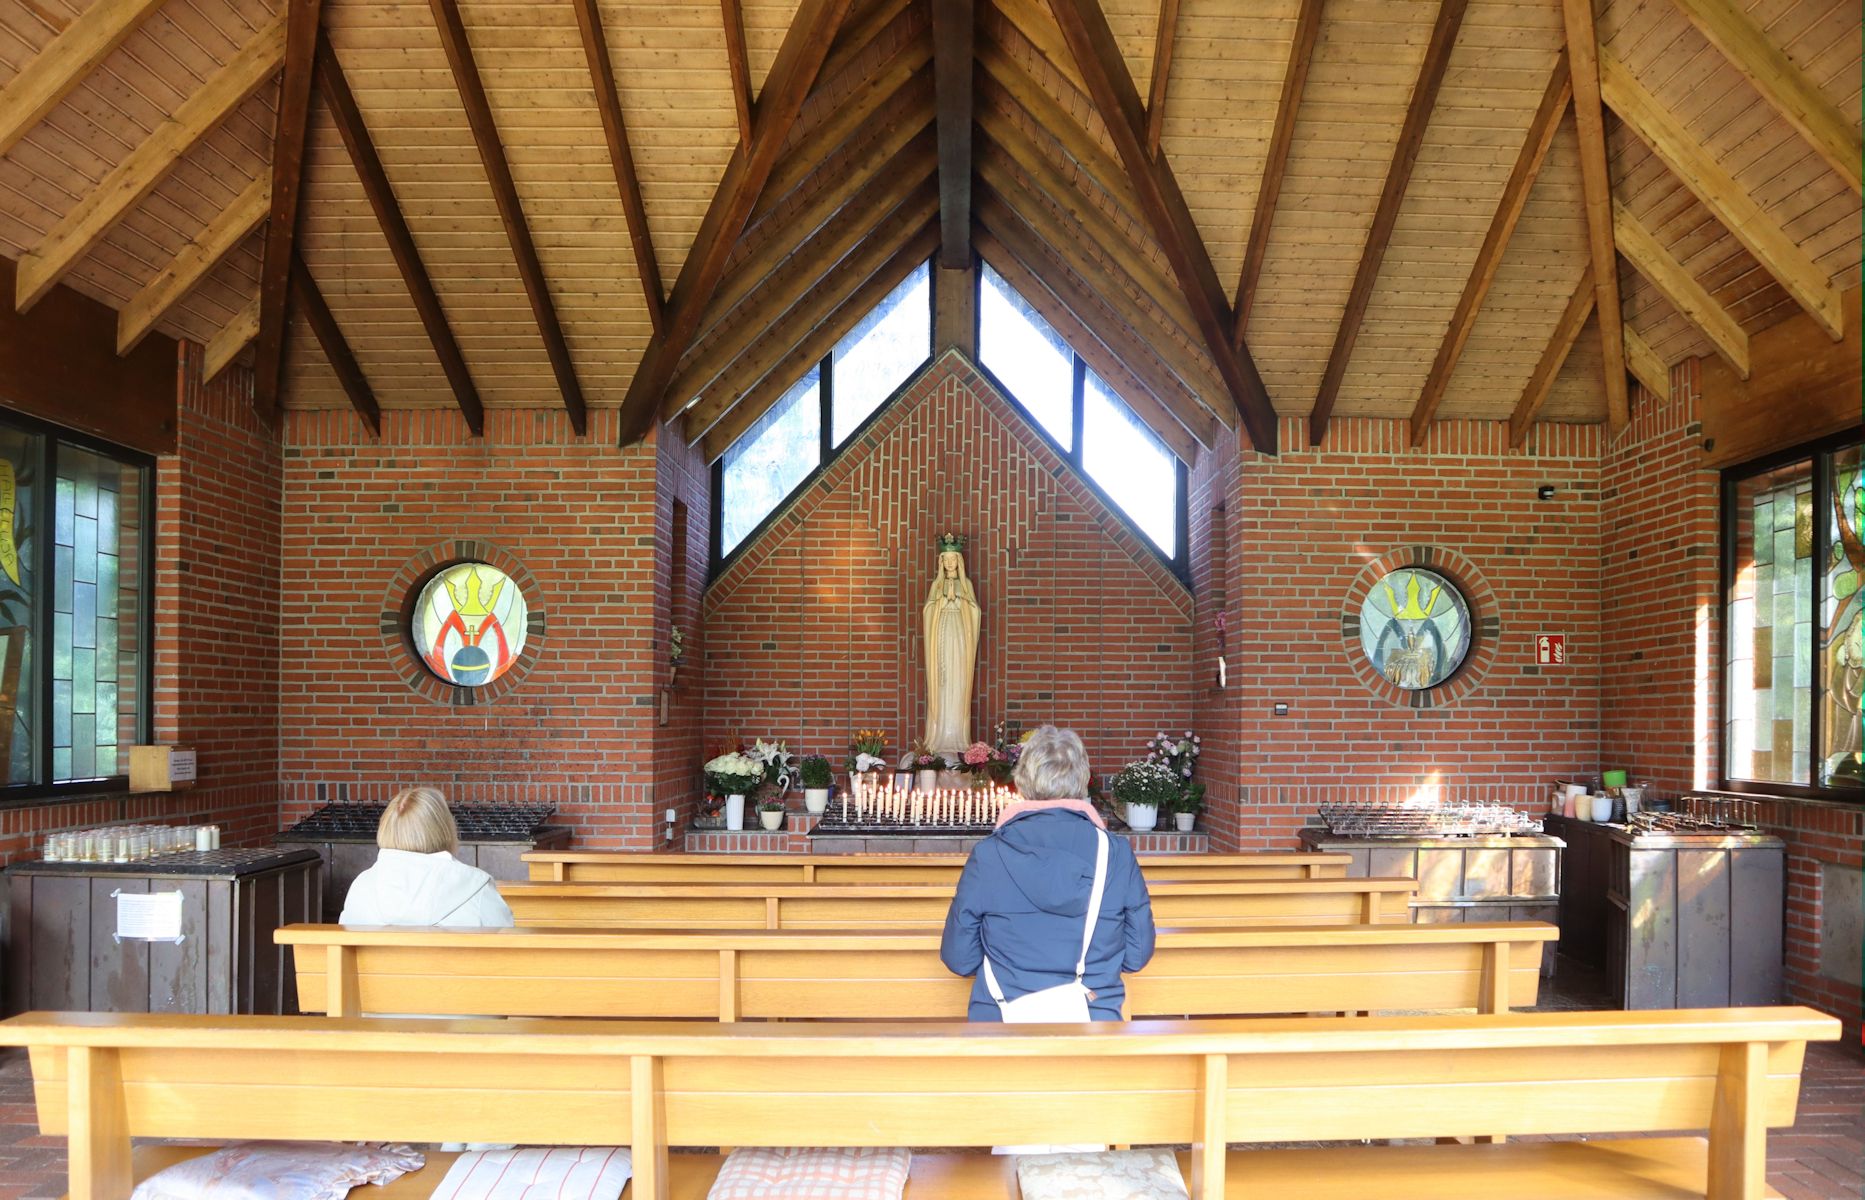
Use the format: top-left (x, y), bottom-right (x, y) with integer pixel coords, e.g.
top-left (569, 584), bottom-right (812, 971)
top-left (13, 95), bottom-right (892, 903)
top-left (725, 794), bottom-right (746, 831)
top-left (916, 769), bottom-right (937, 792)
top-left (1125, 802), bottom-right (1158, 832)
top-left (1590, 795), bottom-right (1615, 823)
top-left (758, 808), bottom-right (784, 831)
top-left (804, 788), bottom-right (830, 814)
top-left (1173, 812), bottom-right (1196, 833)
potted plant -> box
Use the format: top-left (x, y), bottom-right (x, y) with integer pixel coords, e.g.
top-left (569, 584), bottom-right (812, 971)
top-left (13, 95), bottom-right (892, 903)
top-left (757, 797), bottom-right (787, 831)
top-left (911, 751), bottom-right (947, 793)
top-left (704, 751), bottom-right (763, 831)
top-left (1111, 761), bottom-right (1179, 833)
top-left (847, 729), bottom-right (889, 792)
top-left (1144, 730), bottom-right (1205, 833)
top-left (1167, 782), bottom-right (1206, 833)
top-left (799, 755), bottom-right (834, 814)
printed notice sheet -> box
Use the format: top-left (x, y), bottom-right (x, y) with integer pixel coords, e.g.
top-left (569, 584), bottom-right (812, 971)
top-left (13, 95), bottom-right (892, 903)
top-left (115, 890), bottom-right (185, 942)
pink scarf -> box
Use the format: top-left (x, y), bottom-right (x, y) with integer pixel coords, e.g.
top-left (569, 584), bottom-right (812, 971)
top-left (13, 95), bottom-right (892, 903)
top-left (993, 797), bottom-right (1107, 831)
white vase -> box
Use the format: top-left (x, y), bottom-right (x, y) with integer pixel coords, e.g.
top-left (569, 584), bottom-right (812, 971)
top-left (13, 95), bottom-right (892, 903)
top-left (1591, 795), bottom-right (1615, 823)
top-left (726, 794), bottom-right (746, 831)
top-left (1126, 802), bottom-right (1158, 832)
top-left (804, 788), bottom-right (830, 814)
top-left (916, 769), bottom-right (937, 792)
top-left (1174, 812), bottom-right (1196, 833)
top-left (759, 808), bottom-right (784, 831)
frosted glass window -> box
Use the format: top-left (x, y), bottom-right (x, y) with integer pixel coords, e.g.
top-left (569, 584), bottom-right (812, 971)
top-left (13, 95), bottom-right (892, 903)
top-left (1082, 371), bottom-right (1177, 554)
top-left (979, 262), bottom-right (1074, 450)
top-left (720, 367), bottom-right (822, 554)
top-left (832, 263), bottom-right (931, 445)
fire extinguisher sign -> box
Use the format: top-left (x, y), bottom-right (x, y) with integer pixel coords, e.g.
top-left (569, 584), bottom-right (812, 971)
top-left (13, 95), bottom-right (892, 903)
top-left (1536, 634), bottom-right (1567, 666)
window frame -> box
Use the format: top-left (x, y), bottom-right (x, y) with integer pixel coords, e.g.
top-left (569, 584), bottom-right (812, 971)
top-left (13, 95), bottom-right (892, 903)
top-left (1717, 425), bottom-right (1865, 802)
top-left (0, 407), bottom-right (156, 807)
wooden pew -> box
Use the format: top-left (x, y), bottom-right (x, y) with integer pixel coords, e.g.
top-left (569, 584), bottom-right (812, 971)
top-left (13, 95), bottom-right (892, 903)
top-left (4, 1006), bottom-right (1837, 1200)
top-left (496, 877), bottom-right (1417, 929)
top-left (524, 850), bottom-right (1352, 884)
top-left (280, 920), bottom-right (1557, 1019)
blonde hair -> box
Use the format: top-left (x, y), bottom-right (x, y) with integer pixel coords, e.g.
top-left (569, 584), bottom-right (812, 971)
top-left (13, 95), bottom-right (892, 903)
top-left (1013, 725), bottom-right (1091, 802)
top-left (377, 786), bottom-right (459, 854)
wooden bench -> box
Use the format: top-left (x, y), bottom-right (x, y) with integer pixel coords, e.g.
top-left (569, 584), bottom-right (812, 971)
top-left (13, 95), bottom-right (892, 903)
top-left (4, 1006), bottom-right (1837, 1199)
top-left (524, 850), bottom-right (1352, 884)
top-left (496, 877), bottom-right (1417, 929)
top-left (279, 920), bottom-right (1555, 1019)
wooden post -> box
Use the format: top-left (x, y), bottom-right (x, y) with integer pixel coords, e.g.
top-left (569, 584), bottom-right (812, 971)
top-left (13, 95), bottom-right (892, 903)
top-left (765, 897), bottom-right (782, 930)
top-left (1708, 1041), bottom-right (1769, 1200)
top-left (67, 1046), bottom-right (132, 1200)
top-left (1482, 941), bottom-right (1511, 1014)
top-left (936, 260), bottom-right (977, 356)
top-left (326, 944), bottom-right (359, 1018)
top-left (1192, 1053), bottom-right (1228, 1200)
top-left (718, 950), bottom-right (739, 1021)
top-left (629, 1056), bottom-right (669, 1200)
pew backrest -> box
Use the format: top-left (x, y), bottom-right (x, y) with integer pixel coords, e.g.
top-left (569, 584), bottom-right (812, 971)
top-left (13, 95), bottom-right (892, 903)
top-left (523, 851), bottom-right (1353, 884)
top-left (495, 877), bottom-right (1417, 929)
top-left (3, 1006), bottom-right (1837, 1200)
top-left (278, 920), bottom-right (1556, 1019)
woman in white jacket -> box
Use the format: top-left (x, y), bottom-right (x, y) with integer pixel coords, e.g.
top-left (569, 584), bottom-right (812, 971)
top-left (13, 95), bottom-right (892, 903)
top-left (339, 787), bottom-right (514, 928)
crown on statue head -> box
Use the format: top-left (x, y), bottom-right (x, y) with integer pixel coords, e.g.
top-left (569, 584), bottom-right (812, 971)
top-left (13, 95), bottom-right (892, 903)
top-left (937, 532), bottom-right (966, 554)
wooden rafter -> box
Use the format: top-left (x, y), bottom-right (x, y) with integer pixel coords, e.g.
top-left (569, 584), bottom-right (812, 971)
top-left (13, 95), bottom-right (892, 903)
top-left (1309, 0), bottom-right (1468, 446)
top-left (1560, 0), bottom-right (1629, 433)
top-left (1046, 0), bottom-right (1277, 453)
top-left (1669, 0), bottom-right (1861, 196)
top-left (977, 43), bottom-right (1141, 217)
top-left (698, 224), bottom-right (940, 461)
top-left (821, 0), bottom-right (916, 88)
top-left (617, 0), bottom-right (858, 445)
top-left (1231, 0), bottom-right (1323, 345)
top-left (570, 0), bottom-right (665, 335)
top-left (118, 173), bottom-right (268, 356)
top-left (291, 253), bottom-right (380, 436)
top-left (1409, 51), bottom-right (1570, 445)
top-left (1622, 324), bottom-right (1670, 402)
top-left (428, 0), bottom-right (587, 434)
top-left (993, 0), bottom-right (1089, 96)
top-left (251, 0), bottom-right (322, 421)
top-left (1143, 0), bottom-right (1181, 158)
top-left (14, 13), bottom-right (286, 313)
top-left (0, 0), bottom-right (166, 157)
top-left (315, 37), bottom-right (484, 435)
top-left (1600, 51), bottom-right (1844, 341)
top-left (1613, 200), bottom-right (1749, 378)
top-left (721, 0), bottom-right (755, 144)
top-left (1510, 264), bottom-right (1594, 447)
top-left (204, 296), bottom-right (260, 382)
top-left (932, 0), bottom-right (975, 267)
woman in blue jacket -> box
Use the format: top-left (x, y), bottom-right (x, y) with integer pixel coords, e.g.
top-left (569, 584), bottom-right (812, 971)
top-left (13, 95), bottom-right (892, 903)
top-left (940, 725), bottom-right (1155, 1021)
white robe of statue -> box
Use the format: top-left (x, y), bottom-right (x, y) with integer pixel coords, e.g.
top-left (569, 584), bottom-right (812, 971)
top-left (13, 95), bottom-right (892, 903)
top-left (921, 548), bottom-right (981, 760)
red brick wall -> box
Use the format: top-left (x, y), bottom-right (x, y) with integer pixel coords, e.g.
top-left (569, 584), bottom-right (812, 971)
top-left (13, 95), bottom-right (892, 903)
top-left (703, 353), bottom-right (1194, 785)
top-left (653, 416), bottom-right (711, 841)
top-left (1188, 426), bottom-right (1242, 849)
top-left (277, 407), bottom-right (663, 849)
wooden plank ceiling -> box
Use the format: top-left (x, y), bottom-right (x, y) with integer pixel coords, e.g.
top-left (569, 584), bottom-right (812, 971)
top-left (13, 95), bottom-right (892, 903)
top-left (0, 0), bottom-right (1855, 458)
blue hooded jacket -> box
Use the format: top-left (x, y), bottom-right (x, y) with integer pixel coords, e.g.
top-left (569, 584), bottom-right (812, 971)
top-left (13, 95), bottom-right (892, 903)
top-left (939, 808), bottom-right (1155, 1021)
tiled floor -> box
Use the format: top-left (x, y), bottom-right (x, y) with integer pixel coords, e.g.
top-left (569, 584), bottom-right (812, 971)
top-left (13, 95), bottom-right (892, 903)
top-left (0, 959), bottom-right (1857, 1198)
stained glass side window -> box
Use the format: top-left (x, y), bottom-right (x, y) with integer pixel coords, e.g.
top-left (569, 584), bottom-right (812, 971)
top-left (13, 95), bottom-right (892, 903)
top-left (1726, 461), bottom-right (1814, 786)
top-left (720, 366), bottom-right (822, 554)
top-left (1822, 444), bottom-right (1864, 789)
top-left (831, 263), bottom-right (931, 446)
top-left (1081, 370), bottom-right (1177, 554)
top-left (52, 446), bottom-right (143, 783)
top-left (978, 262), bottom-right (1074, 450)
top-left (0, 426), bottom-right (38, 786)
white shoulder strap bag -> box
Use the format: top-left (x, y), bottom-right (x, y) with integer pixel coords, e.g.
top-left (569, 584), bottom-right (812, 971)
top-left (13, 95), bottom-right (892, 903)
top-left (980, 828), bottom-right (1108, 1023)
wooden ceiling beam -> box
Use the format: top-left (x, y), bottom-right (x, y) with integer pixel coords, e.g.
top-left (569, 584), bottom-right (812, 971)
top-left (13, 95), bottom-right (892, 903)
top-left (976, 44), bottom-right (1140, 217)
top-left (290, 252), bottom-right (380, 436)
top-left (1231, 0), bottom-right (1323, 344)
top-left (1561, 0), bottom-right (1629, 433)
top-left (117, 172), bottom-right (268, 356)
top-left (1622, 324), bottom-right (1670, 402)
top-left (1309, 0), bottom-right (1468, 446)
top-left (1613, 199), bottom-right (1749, 378)
top-left (0, 0), bottom-right (166, 157)
top-left (1046, 0), bottom-right (1277, 453)
top-left (251, 0), bottom-right (322, 422)
top-left (1510, 263), bottom-right (1594, 447)
top-left (975, 221), bottom-right (1207, 463)
top-left (721, 0), bottom-right (755, 144)
top-left (821, 0), bottom-right (916, 87)
top-left (428, 0), bottom-right (587, 434)
top-left (570, 0), bottom-right (665, 335)
top-left (1600, 51), bottom-right (1844, 341)
top-left (933, 0), bottom-right (976, 267)
top-left (617, 0), bottom-right (858, 445)
top-left (1409, 51), bottom-right (1570, 445)
top-left (698, 224), bottom-right (940, 461)
top-left (204, 296), bottom-right (260, 383)
top-left (14, 13), bottom-right (285, 313)
top-left (315, 37), bottom-right (484, 435)
top-left (1669, 0), bottom-right (1861, 196)
top-left (992, 0), bottom-right (1089, 96)
top-left (1143, 0), bottom-right (1181, 158)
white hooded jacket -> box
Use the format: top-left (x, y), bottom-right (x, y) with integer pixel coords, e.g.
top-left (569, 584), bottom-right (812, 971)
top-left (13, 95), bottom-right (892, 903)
top-left (339, 848), bottom-right (515, 928)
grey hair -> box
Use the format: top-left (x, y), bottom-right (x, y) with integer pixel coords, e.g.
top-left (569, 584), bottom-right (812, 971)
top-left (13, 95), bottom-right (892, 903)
top-left (1013, 725), bottom-right (1092, 802)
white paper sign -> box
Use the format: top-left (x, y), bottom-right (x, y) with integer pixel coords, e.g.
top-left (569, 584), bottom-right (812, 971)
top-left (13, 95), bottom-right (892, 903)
top-left (115, 890), bottom-right (185, 943)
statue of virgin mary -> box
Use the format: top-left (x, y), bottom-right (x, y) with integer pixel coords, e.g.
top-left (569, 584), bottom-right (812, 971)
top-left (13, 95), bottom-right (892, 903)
top-left (921, 534), bottom-right (981, 760)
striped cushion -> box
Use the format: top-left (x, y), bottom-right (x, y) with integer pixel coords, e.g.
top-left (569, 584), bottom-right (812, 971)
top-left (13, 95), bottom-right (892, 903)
top-left (705, 1148), bottom-right (912, 1200)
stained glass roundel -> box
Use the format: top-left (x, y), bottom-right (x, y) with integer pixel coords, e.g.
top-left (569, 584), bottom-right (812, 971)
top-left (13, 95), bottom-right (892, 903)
top-left (412, 562), bottom-right (528, 686)
top-left (1358, 568), bottom-right (1472, 690)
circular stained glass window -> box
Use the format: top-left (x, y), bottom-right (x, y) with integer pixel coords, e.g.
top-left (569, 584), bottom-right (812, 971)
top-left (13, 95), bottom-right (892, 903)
top-left (1358, 567), bottom-right (1472, 690)
top-left (411, 562), bottom-right (529, 686)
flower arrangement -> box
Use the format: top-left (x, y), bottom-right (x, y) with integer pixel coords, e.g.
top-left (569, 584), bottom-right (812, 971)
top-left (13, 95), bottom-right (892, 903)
top-left (799, 755), bottom-right (834, 789)
top-left (703, 750), bottom-right (763, 799)
top-left (911, 750), bottom-right (948, 772)
top-left (847, 729), bottom-right (889, 775)
top-left (756, 796), bottom-right (788, 814)
top-left (745, 738), bottom-right (795, 795)
top-left (957, 722), bottom-right (1023, 784)
top-left (1143, 730), bottom-right (1205, 817)
top-left (1111, 760), bottom-right (1182, 810)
